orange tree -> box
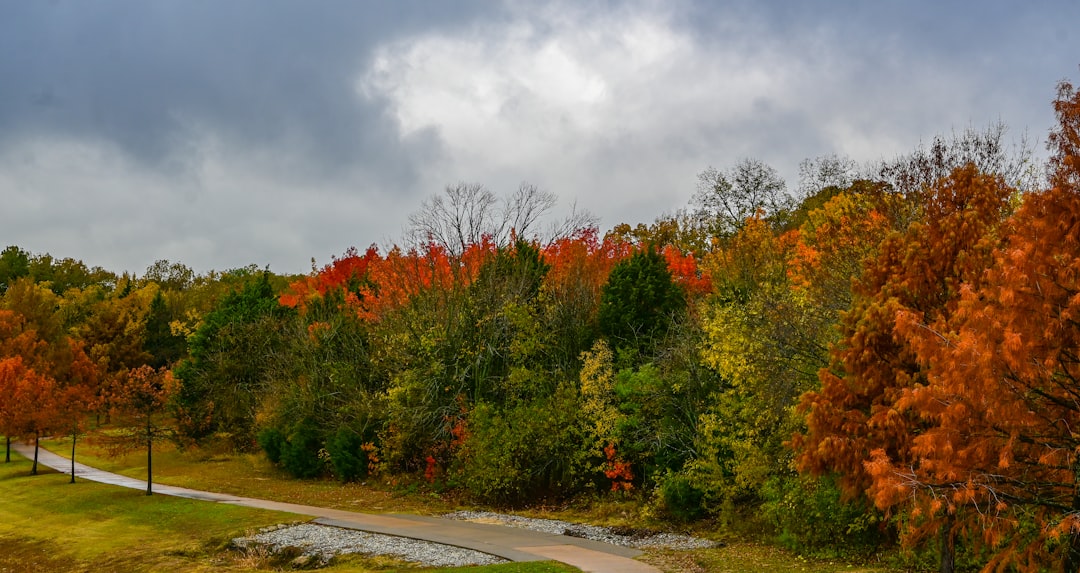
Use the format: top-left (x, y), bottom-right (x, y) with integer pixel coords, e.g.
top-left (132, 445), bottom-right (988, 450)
top-left (107, 365), bottom-right (179, 495)
top-left (0, 356), bottom-right (57, 475)
top-left (865, 79), bottom-right (1080, 572)
top-left (794, 163), bottom-right (1015, 570)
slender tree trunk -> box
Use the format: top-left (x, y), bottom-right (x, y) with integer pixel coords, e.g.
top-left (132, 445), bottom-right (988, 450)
top-left (5, 436), bottom-right (9, 462)
top-left (940, 513), bottom-right (955, 573)
top-left (31, 433), bottom-right (39, 476)
top-left (1064, 532), bottom-right (1080, 573)
top-left (69, 429), bottom-right (77, 484)
top-left (1062, 472), bottom-right (1080, 573)
top-left (145, 416), bottom-right (153, 496)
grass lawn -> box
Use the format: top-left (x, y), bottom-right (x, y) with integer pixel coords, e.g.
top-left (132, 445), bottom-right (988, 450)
top-left (30, 436), bottom-right (900, 573)
top-left (0, 451), bottom-right (576, 573)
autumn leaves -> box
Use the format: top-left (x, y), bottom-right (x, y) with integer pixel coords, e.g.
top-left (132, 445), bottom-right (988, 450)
top-left (797, 81), bottom-right (1080, 570)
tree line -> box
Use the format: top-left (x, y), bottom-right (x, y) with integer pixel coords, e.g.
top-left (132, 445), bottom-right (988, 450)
top-left (2, 76), bottom-right (1079, 572)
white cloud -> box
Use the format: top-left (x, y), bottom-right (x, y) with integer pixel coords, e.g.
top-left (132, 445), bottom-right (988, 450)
top-left (359, 1), bottom-right (813, 223)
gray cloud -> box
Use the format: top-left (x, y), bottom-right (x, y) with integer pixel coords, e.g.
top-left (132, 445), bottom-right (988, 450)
top-left (0, 0), bottom-right (1078, 275)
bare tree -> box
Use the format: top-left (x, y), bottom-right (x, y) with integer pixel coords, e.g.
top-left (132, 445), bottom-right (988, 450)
top-left (408, 182), bottom-right (594, 254)
top-left (798, 154), bottom-right (858, 197)
top-left (504, 183), bottom-right (557, 242)
top-left (693, 158), bottom-right (794, 239)
top-left (408, 183), bottom-right (499, 255)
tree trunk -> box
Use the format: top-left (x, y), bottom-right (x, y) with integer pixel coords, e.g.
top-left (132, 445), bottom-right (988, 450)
top-left (940, 513), bottom-right (956, 573)
top-left (1062, 474), bottom-right (1080, 573)
top-left (5, 436), bottom-right (9, 462)
top-left (145, 417), bottom-right (153, 496)
top-left (31, 433), bottom-right (39, 476)
top-left (1063, 532), bottom-right (1080, 573)
top-left (69, 430), bottom-right (77, 484)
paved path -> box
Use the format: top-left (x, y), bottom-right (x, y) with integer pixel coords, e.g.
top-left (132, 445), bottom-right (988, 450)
top-left (12, 443), bottom-right (660, 573)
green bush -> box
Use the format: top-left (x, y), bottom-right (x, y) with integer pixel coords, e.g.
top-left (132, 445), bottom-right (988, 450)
top-left (660, 473), bottom-right (706, 521)
top-left (281, 418), bottom-right (324, 479)
top-left (456, 383), bottom-right (591, 504)
top-left (326, 427), bottom-right (368, 482)
top-left (256, 427), bottom-right (286, 464)
top-left (758, 474), bottom-right (886, 558)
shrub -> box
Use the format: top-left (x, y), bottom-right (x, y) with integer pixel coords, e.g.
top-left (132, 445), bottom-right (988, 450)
top-left (281, 418), bottom-right (324, 479)
top-left (456, 383), bottom-right (591, 504)
top-left (758, 474), bottom-right (886, 558)
top-left (660, 473), bottom-right (706, 521)
top-left (256, 427), bottom-right (286, 464)
top-left (326, 427), bottom-right (368, 482)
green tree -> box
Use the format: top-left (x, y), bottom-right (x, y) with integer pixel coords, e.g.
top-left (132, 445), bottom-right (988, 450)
top-left (173, 272), bottom-right (291, 449)
top-left (143, 290), bottom-right (186, 369)
top-left (0, 246), bottom-right (30, 294)
top-left (598, 249), bottom-right (684, 362)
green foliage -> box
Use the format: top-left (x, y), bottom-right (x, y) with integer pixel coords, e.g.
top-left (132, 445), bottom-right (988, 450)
top-left (280, 418), bottom-right (323, 479)
top-left (0, 246), bottom-right (30, 294)
top-left (326, 426), bottom-right (368, 482)
top-left (659, 472), bottom-right (706, 521)
top-left (173, 271), bottom-right (291, 448)
top-left (256, 427), bottom-right (286, 464)
top-left (598, 249), bottom-right (684, 361)
top-left (143, 290), bottom-right (186, 369)
top-left (758, 474), bottom-right (885, 558)
top-left (456, 383), bottom-right (591, 504)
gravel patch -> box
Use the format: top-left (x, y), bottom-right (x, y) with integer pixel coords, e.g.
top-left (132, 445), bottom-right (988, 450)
top-left (232, 522), bottom-right (507, 568)
top-left (443, 510), bottom-right (719, 551)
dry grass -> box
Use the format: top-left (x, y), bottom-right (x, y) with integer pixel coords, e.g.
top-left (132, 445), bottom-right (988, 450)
top-left (640, 543), bottom-right (895, 573)
top-left (45, 434), bottom-right (460, 515)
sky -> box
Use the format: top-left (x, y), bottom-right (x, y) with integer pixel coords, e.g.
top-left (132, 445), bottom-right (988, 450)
top-left (1, 0), bottom-right (1077, 276)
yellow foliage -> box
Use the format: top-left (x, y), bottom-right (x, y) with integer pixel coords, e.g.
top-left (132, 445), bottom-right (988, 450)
top-left (579, 339), bottom-right (621, 445)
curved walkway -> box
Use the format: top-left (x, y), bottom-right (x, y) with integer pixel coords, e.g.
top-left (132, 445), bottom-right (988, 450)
top-left (12, 443), bottom-right (660, 573)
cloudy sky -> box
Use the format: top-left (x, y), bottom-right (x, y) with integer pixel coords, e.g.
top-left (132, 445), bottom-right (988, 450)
top-left (1, 1), bottom-right (1077, 275)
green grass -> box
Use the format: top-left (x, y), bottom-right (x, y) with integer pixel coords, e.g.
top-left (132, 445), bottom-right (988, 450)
top-left (0, 452), bottom-right (575, 573)
top-left (0, 454), bottom-right (287, 572)
top-left (44, 436), bottom-right (458, 515)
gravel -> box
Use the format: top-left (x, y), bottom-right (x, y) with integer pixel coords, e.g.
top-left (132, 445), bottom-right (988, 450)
top-left (232, 511), bottom-right (718, 568)
top-left (232, 523), bottom-right (507, 568)
top-left (443, 510), bottom-right (719, 551)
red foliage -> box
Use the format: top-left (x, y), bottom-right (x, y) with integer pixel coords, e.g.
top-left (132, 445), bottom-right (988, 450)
top-left (661, 246), bottom-right (712, 297)
top-left (603, 442), bottom-right (634, 492)
top-left (424, 455), bottom-right (438, 484)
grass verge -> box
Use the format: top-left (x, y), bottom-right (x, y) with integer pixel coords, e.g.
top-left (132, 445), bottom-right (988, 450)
top-left (0, 452), bottom-right (574, 573)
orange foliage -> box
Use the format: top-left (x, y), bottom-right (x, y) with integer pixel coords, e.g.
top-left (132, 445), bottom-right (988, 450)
top-left (0, 356), bottom-right (57, 442)
top-left (661, 246), bottom-right (712, 298)
top-left (279, 245), bottom-right (381, 312)
top-left (838, 82), bottom-right (1080, 571)
top-left (795, 164), bottom-right (1013, 501)
top-left (541, 228), bottom-right (632, 299)
top-left (282, 229), bottom-right (707, 328)
top-left (280, 239), bottom-right (498, 322)
top-left (603, 442), bottom-right (634, 492)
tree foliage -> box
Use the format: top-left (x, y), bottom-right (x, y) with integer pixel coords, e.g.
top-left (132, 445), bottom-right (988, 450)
top-left (863, 79), bottom-right (1080, 572)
